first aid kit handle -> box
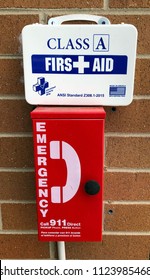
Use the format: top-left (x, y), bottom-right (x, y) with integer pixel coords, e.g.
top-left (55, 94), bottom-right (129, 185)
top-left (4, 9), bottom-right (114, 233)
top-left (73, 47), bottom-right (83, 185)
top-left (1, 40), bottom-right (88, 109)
top-left (48, 14), bottom-right (110, 25)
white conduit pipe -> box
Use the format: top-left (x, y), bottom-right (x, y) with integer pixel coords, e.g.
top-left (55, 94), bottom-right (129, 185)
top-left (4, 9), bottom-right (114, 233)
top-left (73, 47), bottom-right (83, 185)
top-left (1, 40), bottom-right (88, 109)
top-left (57, 241), bottom-right (66, 260)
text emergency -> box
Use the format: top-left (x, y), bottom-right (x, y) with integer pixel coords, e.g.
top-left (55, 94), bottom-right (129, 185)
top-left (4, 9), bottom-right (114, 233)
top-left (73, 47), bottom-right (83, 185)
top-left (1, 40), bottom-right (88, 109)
top-left (36, 122), bottom-right (49, 218)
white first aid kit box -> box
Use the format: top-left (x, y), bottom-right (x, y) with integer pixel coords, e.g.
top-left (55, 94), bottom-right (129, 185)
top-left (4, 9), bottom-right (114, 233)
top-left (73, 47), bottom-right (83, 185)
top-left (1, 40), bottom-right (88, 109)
top-left (22, 14), bottom-right (138, 106)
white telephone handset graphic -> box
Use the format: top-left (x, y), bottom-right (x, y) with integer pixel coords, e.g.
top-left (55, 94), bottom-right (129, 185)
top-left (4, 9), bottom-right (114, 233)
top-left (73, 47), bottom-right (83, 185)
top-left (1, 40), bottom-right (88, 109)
top-left (50, 141), bottom-right (81, 203)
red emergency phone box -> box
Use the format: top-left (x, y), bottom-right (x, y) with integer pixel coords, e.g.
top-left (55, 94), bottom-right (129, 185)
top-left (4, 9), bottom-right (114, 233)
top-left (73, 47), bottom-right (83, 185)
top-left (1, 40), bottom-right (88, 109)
top-left (31, 106), bottom-right (105, 241)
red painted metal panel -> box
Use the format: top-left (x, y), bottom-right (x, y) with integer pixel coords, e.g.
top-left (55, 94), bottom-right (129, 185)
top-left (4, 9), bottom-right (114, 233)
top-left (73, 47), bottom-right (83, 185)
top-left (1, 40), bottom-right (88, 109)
top-left (31, 107), bottom-right (105, 241)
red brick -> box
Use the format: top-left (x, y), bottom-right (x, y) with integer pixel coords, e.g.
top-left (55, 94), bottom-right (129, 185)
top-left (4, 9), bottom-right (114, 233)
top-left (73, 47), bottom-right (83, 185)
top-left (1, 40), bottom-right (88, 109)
top-left (109, 0), bottom-right (150, 8)
top-left (104, 204), bottom-right (150, 231)
top-left (134, 59), bottom-right (150, 95)
top-left (0, 15), bottom-right (39, 54)
top-left (104, 172), bottom-right (150, 201)
top-left (0, 100), bottom-right (32, 132)
top-left (105, 100), bottom-right (150, 133)
top-left (2, 203), bottom-right (37, 230)
top-left (0, 137), bottom-right (33, 168)
top-left (0, 234), bottom-right (50, 259)
top-left (106, 137), bottom-right (150, 168)
top-left (0, 59), bottom-right (24, 95)
top-left (0, 172), bottom-right (35, 200)
top-left (0, 0), bottom-right (103, 9)
top-left (66, 235), bottom-right (150, 259)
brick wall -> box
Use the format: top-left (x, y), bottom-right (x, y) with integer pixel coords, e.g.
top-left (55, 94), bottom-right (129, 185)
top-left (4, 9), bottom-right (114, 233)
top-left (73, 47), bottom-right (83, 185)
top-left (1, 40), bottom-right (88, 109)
top-left (0, 0), bottom-right (150, 260)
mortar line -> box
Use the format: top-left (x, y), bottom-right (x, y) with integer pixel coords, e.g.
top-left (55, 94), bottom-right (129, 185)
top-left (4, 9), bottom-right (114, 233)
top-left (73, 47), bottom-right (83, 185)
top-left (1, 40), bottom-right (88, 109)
top-left (105, 132), bottom-right (150, 137)
top-left (103, 0), bottom-right (109, 10)
top-left (105, 167), bottom-right (150, 173)
top-left (0, 8), bottom-right (149, 15)
top-left (39, 11), bottom-right (47, 24)
top-left (133, 95), bottom-right (150, 100)
top-left (44, 9), bottom-right (150, 15)
top-left (0, 55), bottom-right (22, 59)
top-left (104, 201), bottom-right (150, 205)
top-left (0, 206), bottom-right (3, 231)
top-left (0, 96), bottom-right (25, 100)
top-left (0, 133), bottom-right (32, 137)
top-left (137, 54), bottom-right (150, 59)
top-left (0, 200), bottom-right (36, 204)
top-left (103, 231), bottom-right (150, 236)
top-left (0, 10), bottom-right (41, 15)
top-left (0, 230), bottom-right (37, 234)
top-left (0, 167), bottom-right (34, 172)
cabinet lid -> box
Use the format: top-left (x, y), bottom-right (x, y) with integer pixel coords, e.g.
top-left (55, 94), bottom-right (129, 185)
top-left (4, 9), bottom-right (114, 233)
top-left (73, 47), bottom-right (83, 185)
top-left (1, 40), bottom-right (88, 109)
top-left (31, 106), bottom-right (106, 119)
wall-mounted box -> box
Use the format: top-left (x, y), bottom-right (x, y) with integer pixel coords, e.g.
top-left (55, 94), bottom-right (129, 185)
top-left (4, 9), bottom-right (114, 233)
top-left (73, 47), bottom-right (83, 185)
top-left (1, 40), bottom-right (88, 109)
top-left (22, 17), bottom-right (137, 106)
top-left (31, 106), bottom-right (106, 241)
